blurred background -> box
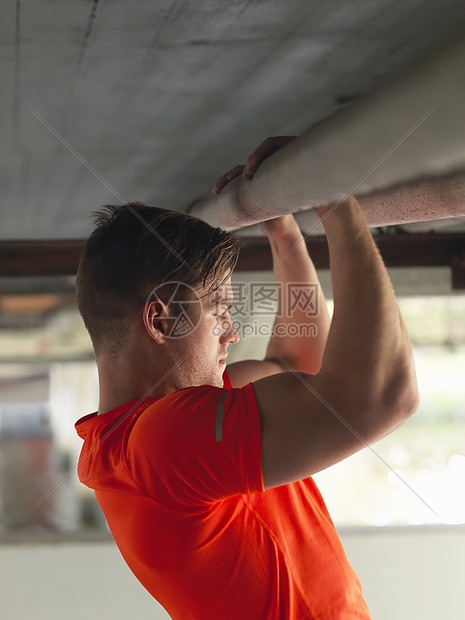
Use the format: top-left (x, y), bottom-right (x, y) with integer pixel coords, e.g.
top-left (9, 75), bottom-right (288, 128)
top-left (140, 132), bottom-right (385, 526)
top-left (1, 273), bottom-right (464, 535)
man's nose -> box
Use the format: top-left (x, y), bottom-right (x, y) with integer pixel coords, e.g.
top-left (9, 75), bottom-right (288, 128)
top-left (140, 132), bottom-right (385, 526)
top-left (221, 318), bottom-right (240, 344)
top-left (229, 321), bottom-right (240, 344)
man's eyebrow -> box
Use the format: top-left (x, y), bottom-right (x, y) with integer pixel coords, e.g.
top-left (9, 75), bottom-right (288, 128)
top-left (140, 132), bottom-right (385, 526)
top-left (209, 295), bottom-right (234, 305)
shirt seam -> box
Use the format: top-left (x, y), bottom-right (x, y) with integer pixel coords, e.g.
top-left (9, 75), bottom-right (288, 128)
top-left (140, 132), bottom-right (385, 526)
top-left (240, 495), bottom-right (316, 617)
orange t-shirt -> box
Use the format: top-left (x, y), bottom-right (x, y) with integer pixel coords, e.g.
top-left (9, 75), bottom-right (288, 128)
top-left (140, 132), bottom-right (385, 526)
top-left (75, 372), bottom-right (371, 619)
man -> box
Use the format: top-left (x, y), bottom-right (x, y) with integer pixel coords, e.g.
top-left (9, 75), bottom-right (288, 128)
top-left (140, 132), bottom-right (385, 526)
top-left (75, 137), bottom-right (419, 619)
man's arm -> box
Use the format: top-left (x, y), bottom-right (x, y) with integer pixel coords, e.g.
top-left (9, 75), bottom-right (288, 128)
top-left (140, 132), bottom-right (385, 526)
top-left (262, 214), bottom-right (331, 374)
top-left (253, 196), bottom-right (420, 489)
top-left (226, 214), bottom-right (331, 387)
top-left (213, 137), bottom-right (330, 387)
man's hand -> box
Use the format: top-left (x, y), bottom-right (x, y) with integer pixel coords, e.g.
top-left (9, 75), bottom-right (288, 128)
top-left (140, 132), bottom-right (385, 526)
top-left (211, 136), bottom-right (298, 237)
top-left (211, 136), bottom-right (296, 194)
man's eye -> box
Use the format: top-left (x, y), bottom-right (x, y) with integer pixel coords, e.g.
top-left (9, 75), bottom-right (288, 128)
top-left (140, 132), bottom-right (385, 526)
top-left (213, 303), bottom-right (233, 320)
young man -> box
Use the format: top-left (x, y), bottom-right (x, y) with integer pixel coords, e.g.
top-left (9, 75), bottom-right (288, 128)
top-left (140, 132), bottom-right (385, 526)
top-left (75, 138), bottom-right (419, 619)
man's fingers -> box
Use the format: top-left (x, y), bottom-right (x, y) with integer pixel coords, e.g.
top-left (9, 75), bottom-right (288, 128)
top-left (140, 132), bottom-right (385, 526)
top-left (212, 165), bottom-right (245, 194)
top-left (243, 139), bottom-right (274, 179)
top-left (212, 136), bottom-right (296, 193)
top-left (243, 136), bottom-right (296, 179)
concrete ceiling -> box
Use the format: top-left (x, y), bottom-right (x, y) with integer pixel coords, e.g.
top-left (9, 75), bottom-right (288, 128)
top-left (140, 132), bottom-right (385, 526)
top-left (3, 0), bottom-right (465, 241)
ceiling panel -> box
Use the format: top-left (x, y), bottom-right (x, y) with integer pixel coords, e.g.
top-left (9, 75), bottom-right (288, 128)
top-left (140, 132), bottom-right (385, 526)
top-left (1, 0), bottom-right (465, 240)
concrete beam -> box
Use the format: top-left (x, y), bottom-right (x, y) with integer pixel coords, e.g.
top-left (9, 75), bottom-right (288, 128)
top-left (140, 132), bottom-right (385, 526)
top-left (190, 34), bottom-right (465, 231)
top-left (294, 172), bottom-right (465, 236)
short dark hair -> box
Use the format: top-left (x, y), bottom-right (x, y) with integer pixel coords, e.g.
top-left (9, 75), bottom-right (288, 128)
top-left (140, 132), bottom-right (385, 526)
top-left (76, 202), bottom-right (240, 360)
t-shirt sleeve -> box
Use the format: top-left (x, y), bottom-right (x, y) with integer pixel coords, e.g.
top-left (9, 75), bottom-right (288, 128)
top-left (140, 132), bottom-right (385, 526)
top-left (126, 381), bottom-right (264, 506)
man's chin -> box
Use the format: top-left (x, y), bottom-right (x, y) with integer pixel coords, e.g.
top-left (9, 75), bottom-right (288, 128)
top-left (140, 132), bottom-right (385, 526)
top-left (214, 372), bottom-right (226, 388)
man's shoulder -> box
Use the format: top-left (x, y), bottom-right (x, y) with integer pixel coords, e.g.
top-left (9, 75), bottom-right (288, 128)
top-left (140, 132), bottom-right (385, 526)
top-left (134, 384), bottom-right (227, 429)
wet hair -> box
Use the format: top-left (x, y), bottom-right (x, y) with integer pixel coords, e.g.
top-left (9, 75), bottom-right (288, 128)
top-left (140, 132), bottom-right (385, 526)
top-left (75, 202), bottom-right (240, 360)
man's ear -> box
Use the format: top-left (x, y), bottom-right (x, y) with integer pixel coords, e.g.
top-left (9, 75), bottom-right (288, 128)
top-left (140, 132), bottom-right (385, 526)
top-left (143, 299), bottom-right (169, 344)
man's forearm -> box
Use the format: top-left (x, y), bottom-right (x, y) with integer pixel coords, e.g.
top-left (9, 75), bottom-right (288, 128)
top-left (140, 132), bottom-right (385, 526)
top-left (263, 218), bottom-right (331, 375)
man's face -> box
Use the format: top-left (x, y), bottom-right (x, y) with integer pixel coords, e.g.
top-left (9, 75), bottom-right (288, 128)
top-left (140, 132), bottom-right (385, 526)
top-left (170, 275), bottom-right (240, 388)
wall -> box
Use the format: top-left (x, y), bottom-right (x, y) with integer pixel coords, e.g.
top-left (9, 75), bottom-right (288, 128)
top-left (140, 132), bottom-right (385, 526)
top-left (1, 526), bottom-right (464, 620)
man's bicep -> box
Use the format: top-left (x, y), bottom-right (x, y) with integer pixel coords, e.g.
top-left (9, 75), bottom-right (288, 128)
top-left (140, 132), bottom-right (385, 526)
top-left (251, 371), bottom-right (384, 490)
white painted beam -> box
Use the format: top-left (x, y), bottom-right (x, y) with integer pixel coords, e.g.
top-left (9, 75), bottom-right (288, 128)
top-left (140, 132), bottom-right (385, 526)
top-left (190, 34), bottom-right (465, 231)
top-left (294, 172), bottom-right (465, 236)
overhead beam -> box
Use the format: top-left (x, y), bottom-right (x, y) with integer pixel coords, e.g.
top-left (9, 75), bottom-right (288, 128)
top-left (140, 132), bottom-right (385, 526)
top-left (3, 235), bottom-right (464, 286)
top-left (0, 241), bottom-right (84, 277)
top-left (237, 230), bottom-right (465, 268)
top-left (190, 34), bottom-right (465, 231)
top-left (238, 232), bottom-right (465, 291)
top-left (291, 172), bottom-right (465, 236)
